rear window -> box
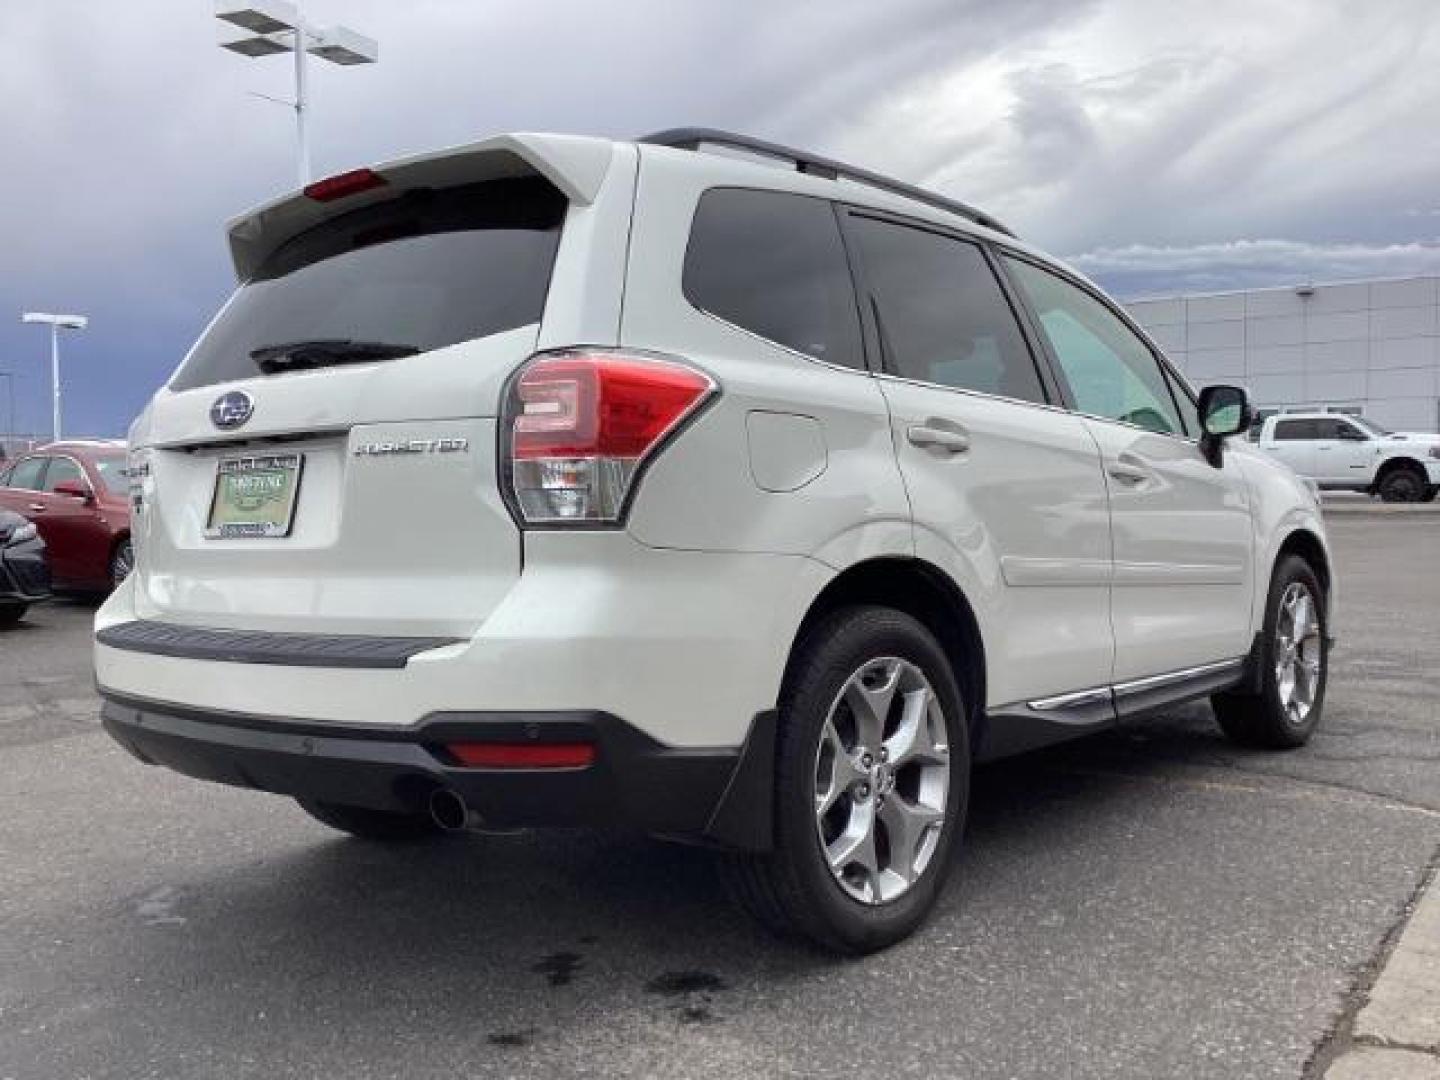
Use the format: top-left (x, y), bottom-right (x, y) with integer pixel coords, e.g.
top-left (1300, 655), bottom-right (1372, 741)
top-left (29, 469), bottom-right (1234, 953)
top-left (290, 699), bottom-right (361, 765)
top-left (171, 177), bottom-right (567, 391)
top-left (683, 188), bottom-right (864, 370)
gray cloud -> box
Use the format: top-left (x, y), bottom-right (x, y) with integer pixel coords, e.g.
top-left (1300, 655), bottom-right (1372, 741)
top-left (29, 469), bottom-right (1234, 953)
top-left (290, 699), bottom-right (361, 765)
top-left (0, 0), bottom-right (1436, 436)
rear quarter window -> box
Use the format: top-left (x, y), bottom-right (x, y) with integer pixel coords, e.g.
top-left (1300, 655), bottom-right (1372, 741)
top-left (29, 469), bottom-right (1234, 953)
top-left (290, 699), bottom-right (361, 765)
top-left (683, 188), bottom-right (864, 370)
top-left (171, 177), bottom-right (567, 391)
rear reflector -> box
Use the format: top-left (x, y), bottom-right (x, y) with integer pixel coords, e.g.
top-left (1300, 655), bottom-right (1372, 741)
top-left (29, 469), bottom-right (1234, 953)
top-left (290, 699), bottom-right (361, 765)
top-left (445, 742), bottom-right (596, 769)
top-left (304, 167), bottom-right (387, 203)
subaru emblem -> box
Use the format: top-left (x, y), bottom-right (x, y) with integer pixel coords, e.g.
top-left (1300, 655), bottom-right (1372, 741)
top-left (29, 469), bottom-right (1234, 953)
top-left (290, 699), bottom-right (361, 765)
top-left (210, 390), bottom-right (254, 430)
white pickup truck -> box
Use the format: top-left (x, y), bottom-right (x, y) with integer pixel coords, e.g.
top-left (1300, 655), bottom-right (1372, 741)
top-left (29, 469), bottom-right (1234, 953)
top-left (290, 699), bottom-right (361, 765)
top-left (1256, 412), bottom-right (1440, 501)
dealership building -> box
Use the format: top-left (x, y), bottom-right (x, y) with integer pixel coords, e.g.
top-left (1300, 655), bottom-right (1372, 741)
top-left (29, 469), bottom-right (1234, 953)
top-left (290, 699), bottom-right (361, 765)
top-left (1125, 275), bottom-right (1440, 432)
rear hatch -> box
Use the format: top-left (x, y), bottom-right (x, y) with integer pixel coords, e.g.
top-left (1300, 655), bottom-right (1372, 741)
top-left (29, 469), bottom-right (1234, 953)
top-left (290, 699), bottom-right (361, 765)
top-left (129, 135), bottom-right (620, 638)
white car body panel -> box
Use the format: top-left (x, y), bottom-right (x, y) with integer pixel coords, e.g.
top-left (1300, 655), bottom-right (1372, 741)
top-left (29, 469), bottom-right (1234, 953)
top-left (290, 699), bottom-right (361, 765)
top-left (1081, 418), bottom-right (1255, 682)
top-left (98, 531), bottom-right (830, 747)
top-left (876, 379), bottom-right (1113, 707)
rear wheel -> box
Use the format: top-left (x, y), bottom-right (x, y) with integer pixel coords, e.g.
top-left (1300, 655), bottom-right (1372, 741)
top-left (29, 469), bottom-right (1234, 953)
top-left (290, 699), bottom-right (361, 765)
top-left (719, 606), bottom-right (969, 954)
top-left (296, 798), bottom-right (449, 842)
top-left (1377, 465), bottom-right (1427, 503)
top-left (1212, 555), bottom-right (1327, 749)
top-left (0, 604), bottom-right (27, 627)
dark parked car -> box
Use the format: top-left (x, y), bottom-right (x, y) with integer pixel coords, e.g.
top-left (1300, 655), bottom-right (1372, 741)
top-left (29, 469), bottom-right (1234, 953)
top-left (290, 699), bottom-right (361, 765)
top-left (0, 509), bottom-right (51, 625)
top-left (0, 441), bottom-right (131, 591)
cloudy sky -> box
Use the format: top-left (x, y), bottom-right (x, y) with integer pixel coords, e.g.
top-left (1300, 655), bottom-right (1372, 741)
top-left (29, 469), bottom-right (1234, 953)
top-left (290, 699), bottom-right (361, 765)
top-left (2, 0), bottom-right (1438, 436)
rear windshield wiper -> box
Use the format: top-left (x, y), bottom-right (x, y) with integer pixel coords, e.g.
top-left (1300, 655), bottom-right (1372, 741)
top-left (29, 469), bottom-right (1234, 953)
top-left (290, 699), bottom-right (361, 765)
top-left (250, 339), bottom-right (420, 374)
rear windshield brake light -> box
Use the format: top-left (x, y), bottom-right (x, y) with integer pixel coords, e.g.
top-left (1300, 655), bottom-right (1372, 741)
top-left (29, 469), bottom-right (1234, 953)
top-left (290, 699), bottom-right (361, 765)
top-left (304, 168), bottom-right (387, 203)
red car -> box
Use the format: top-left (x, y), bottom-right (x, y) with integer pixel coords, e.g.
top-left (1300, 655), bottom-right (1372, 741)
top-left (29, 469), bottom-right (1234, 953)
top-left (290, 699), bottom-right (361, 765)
top-left (0, 440), bottom-right (132, 591)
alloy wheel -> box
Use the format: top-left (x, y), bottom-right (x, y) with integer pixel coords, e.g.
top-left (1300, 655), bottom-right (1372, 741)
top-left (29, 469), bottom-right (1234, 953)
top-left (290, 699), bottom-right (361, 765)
top-left (1274, 582), bottom-right (1322, 725)
top-left (111, 540), bottom-right (133, 587)
top-left (812, 657), bottom-right (950, 905)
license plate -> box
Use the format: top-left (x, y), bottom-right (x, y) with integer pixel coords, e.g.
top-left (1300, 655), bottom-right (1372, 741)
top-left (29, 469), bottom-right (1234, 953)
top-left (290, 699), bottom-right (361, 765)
top-left (205, 453), bottom-right (304, 538)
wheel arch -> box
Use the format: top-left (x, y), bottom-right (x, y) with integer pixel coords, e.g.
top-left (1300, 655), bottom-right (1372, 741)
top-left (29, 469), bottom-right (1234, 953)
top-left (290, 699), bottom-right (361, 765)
top-left (1275, 527), bottom-right (1331, 611)
top-left (781, 556), bottom-right (987, 742)
top-left (1373, 456), bottom-right (1429, 484)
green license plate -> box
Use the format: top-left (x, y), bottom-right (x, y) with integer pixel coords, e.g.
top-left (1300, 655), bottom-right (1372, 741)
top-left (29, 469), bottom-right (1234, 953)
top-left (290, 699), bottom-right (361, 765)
top-left (205, 453), bottom-right (305, 538)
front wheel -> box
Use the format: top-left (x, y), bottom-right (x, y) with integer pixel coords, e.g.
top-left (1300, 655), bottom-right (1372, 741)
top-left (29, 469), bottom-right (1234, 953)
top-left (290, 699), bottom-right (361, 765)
top-left (719, 606), bottom-right (969, 954)
top-left (0, 604), bottom-right (27, 627)
top-left (1212, 555), bottom-right (1327, 749)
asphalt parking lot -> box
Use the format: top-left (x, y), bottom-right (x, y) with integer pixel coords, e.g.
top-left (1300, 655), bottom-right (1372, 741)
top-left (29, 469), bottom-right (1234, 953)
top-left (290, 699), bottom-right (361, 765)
top-left (2, 516), bottom-right (1437, 1080)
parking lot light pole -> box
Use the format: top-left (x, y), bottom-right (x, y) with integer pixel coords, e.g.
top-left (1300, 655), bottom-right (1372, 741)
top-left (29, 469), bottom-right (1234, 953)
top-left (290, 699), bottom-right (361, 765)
top-left (214, 2), bottom-right (379, 187)
top-left (20, 312), bottom-right (87, 444)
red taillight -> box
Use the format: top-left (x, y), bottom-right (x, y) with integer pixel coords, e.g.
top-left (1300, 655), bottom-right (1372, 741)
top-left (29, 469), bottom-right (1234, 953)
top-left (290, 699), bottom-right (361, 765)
top-left (303, 167), bottom-right (387, 203)
top-left (445, 742), bottom-right (596, 769)
top-left (503, 350), bottom-right (716, 525)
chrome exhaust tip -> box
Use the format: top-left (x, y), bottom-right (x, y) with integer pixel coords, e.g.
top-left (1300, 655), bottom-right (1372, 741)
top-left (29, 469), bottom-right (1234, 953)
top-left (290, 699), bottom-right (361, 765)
top-left (428, 788), bottom-right (472, 832)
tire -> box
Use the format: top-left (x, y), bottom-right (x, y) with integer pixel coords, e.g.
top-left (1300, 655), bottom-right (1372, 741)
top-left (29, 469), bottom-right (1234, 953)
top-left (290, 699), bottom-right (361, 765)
top-left (1212, 555), bottom-right (1327, 749)
top-left (1377, 466), bottom-right (1427, 503)
top-left (1424, 485), bottom-right (1439, 504)
top-left (296, 798), bottom-right (449, 843)
top-left (719, 606), bottom-right (970, 954)
top-left (109, 537), bottom-right (134, 589)
top-left (0, 604), bottom-right (27, 627)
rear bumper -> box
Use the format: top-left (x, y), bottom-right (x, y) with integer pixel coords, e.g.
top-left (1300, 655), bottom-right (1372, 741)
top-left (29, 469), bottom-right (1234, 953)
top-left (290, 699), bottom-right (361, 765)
top-left (100, 692), bottom-right (775, 849)
top-left (0, 538), bottom-right (51, 603)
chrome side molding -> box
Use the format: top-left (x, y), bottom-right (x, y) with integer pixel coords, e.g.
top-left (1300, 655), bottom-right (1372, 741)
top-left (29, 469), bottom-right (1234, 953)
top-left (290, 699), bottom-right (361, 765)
top-left (1027, 657), bottom-right (1246, 712)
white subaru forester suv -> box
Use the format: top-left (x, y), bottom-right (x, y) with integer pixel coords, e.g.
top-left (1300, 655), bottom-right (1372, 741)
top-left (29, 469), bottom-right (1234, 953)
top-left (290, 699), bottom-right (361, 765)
top-left (97, 129), bottom-right (1334, 953)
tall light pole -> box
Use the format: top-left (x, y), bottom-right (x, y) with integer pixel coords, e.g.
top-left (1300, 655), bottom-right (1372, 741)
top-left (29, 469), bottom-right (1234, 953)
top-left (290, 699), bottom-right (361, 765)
top-left (214, 2), bottom-right (379, 187)
top-left (20, 312), bottom-right (87, 444)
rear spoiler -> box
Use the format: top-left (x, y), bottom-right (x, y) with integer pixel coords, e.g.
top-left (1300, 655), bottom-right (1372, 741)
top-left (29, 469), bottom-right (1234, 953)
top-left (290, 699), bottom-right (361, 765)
top-left (225, 132), bottom-right (618, 281)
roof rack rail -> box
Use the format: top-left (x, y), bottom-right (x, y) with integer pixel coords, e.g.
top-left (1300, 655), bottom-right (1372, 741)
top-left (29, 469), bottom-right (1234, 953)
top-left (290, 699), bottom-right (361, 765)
top-left (640, 127), bottom-right (1015, 239)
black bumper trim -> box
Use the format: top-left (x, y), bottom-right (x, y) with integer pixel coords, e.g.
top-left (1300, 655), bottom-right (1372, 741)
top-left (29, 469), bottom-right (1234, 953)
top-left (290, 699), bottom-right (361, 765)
top-left (99, 692), bottom-right (776, 849)
top-left (95, 620), bottom-right (461, 669)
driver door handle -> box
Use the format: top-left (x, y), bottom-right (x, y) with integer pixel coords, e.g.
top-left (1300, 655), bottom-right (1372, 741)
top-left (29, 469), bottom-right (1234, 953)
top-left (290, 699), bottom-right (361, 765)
top-left (907, 426), bottom-right (970, 454)
top-left (27, 503), bottom-right (46, 513)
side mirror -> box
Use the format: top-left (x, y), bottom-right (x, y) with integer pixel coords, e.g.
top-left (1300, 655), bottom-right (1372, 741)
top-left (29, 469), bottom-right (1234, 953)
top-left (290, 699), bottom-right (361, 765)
top-left (1339, 426), bottom-right (1368, 442)
top-left (52, 479), bottom-right (94, 503)
top-left (1197, 384), bottom-right (1252, 467)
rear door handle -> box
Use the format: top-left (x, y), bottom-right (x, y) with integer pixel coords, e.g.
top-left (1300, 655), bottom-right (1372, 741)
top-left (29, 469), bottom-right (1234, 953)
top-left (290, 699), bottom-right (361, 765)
top-left (27, 503), bottom-right (46, 513)
top-left (907, 426), bottom-right (970, 454)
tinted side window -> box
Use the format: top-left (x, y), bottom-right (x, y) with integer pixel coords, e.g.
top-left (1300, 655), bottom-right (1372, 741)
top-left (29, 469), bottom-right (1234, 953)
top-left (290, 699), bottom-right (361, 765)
top-left (42, 457), bottom-right (85, 493)
top-left (1004, 256), bottom-right (1184, 435)
top-left (6, 457), bottom-right (47, 491)
top-left (848, 216), bottom-right (1046, 403)
top-left (684, 188), bottom-right (863, 369)
top-left (1274, 419), bottom-right (1316, 441)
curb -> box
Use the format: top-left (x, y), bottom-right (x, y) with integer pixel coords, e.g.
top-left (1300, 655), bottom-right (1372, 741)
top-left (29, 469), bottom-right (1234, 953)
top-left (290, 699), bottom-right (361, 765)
top-left (1320, 858), bottom-right (1440, 1077)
